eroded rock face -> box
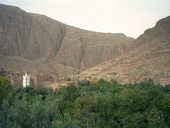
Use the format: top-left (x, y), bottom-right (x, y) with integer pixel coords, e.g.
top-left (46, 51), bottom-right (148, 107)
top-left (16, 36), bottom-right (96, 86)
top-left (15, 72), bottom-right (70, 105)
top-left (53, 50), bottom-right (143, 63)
top-left (0, 4), bottom-right (134, 75)
top-left (80, 16), bottom-right (170, 83)
top-left (136, 16), bottom-right (170, 45)
top-left (56, 30), bottom-right (134, 70)
top-left (0, 5), bottom-right (32, 56)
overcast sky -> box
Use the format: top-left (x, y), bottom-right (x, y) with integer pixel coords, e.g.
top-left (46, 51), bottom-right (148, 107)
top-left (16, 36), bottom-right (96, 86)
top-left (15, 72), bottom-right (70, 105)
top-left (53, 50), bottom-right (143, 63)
top-left (1, 0), bottom-right (170, 38)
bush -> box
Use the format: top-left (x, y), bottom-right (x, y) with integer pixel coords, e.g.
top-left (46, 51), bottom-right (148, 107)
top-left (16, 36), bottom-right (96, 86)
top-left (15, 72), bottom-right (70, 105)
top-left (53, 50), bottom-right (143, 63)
top-left (0, 77), bottom-right (12, 105)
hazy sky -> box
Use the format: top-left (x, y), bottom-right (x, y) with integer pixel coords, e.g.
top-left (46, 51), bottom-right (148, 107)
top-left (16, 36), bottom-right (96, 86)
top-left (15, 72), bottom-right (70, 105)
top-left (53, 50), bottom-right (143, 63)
top-left (1, 0), bottom-right (170, 38)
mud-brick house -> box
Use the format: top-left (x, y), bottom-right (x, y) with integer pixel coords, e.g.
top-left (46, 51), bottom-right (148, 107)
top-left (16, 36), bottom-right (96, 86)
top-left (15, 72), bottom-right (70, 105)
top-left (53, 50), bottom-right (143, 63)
top-left (160, 72), bottom-right (170, 86)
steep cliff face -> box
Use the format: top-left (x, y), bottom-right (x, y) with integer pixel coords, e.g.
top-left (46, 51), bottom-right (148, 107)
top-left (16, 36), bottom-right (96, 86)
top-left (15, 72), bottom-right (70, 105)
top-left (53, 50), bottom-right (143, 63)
top-left (0, 4), bottom-right (134, 75)
top-left (0, 5), bottom-right (66, 59)
top-left (80, 16), bottom-right (170, 82)
top-left (56, 29), bottom-right (133, 70)
top-left (136, 16), bottom-right (170, 46)
top-left (0, 5), bottom-right (32, 56)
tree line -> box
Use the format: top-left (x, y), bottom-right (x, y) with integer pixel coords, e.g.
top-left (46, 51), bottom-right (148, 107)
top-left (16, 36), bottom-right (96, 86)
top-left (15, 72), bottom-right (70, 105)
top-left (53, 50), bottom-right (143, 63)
top-left (0, 76), bottom-right (170, 128)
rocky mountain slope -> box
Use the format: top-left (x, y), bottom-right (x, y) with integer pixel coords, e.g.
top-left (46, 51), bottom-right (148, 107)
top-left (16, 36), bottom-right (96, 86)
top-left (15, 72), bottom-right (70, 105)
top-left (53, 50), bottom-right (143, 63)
top-left (0, 4), bottom-right (134, 76)
top-left (80, 16), bottom-right (170, 83)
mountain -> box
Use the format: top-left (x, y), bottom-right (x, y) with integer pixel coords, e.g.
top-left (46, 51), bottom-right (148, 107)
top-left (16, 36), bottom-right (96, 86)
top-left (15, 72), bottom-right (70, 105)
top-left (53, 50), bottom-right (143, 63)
top-left (80, 16), bottom-right (170, 83)
top-left (0, 4), bottom-right (134, 76)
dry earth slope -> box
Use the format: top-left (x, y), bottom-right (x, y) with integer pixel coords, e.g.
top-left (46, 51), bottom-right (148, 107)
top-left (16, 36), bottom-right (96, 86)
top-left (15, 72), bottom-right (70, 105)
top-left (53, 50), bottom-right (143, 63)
top-left (80, 16), bottom-right (170, 83)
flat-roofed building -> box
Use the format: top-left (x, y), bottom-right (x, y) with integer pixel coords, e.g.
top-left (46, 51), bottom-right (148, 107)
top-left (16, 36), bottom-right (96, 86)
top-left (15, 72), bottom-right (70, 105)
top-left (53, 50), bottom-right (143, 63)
top-left (160, 72), bottom-right (170, 86)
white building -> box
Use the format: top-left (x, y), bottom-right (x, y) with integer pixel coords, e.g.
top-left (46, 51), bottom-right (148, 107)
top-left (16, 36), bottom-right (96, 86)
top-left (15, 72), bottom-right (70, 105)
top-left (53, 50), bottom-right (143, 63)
top-left (23, 73), bottom-right (30, 88)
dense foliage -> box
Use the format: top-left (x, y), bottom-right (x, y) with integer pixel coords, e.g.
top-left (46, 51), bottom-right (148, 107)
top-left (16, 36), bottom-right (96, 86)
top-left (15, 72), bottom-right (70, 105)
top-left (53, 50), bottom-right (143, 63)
top-left (0, 77), bottom-right (170, 128)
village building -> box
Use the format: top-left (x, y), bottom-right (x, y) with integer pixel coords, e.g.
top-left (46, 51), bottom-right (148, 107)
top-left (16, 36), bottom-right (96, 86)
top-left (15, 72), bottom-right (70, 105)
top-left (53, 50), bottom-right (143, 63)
top-left (160, 72), bottom-right (170, 86)
top-left (23, 73), bottom-right (31, 88)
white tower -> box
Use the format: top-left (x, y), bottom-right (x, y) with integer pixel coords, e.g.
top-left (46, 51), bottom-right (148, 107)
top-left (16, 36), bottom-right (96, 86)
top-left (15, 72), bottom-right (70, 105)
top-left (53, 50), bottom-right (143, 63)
top-left (23, 73), bottom-right (30, 88)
